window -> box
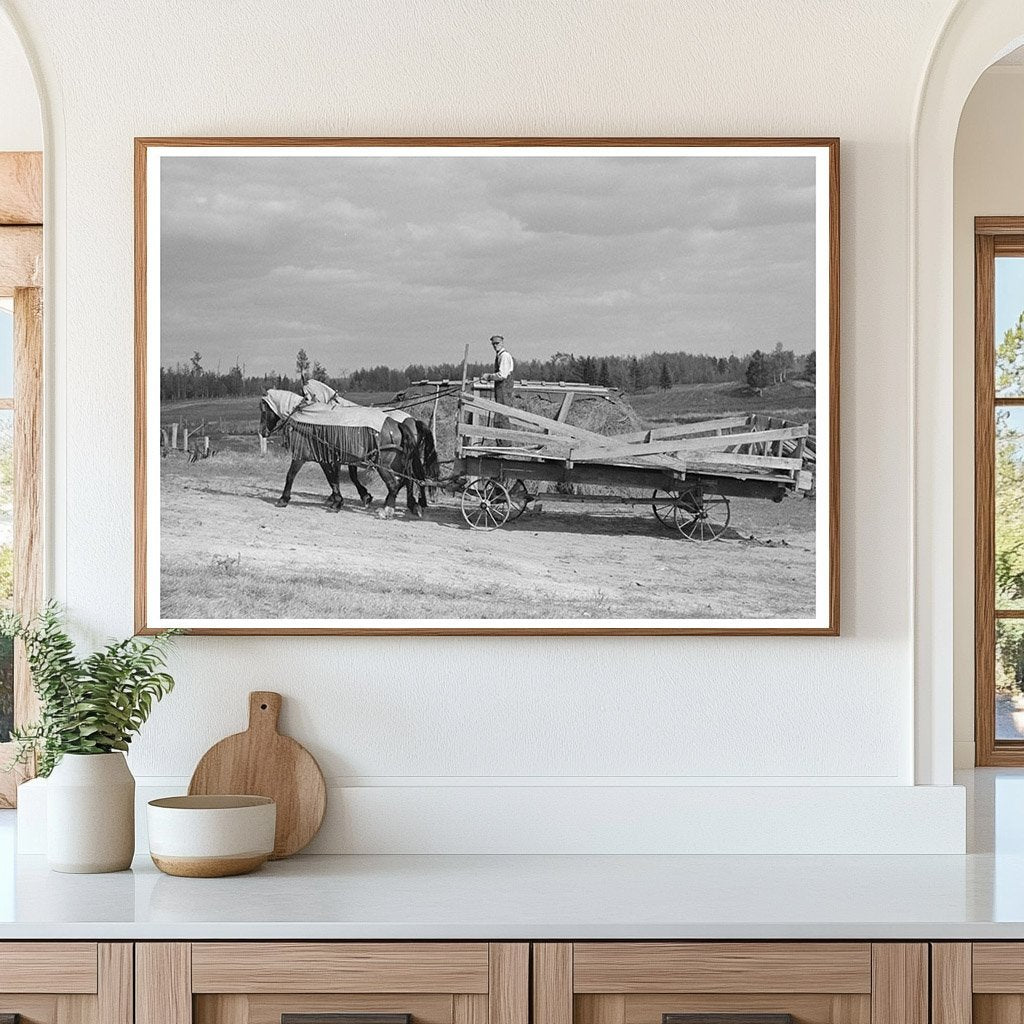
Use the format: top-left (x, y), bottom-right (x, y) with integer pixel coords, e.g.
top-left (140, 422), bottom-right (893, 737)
top-left (0, 151), bottom-right (42, 806)
top-left (976, 220), bottom-right (1024, 764)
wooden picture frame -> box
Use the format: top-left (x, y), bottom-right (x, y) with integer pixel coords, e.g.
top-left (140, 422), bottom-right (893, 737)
top-left (135, 137), bottom-right (839, 636)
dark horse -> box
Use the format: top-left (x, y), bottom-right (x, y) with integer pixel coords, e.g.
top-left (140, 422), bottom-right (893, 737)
top-left (298, 382), bottom-right (441, 510)
top-left (345, 416), bottom-right (441, 511)
top-left (258, 391), bottom-right (424, 519)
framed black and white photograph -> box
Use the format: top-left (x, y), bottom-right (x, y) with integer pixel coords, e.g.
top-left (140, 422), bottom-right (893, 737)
top-left (135, 137), bottom-right (839, 636)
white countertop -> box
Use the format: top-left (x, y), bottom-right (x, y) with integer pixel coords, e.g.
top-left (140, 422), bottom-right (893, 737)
top-left (1, 769), bottom-right (1022, 941)
top-left (0, 849), bottom-right (1022, 940)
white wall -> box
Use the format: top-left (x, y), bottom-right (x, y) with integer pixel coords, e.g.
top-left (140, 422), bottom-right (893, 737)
top-left (2, 0), bottom-right (971, 852)
top-left (952, 66), bottom-right (1024, 767)
top-left (0, 11), bottom-right (39, 151)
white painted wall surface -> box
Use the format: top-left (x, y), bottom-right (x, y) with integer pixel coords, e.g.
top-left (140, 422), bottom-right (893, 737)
top-left (952, 67), bottom-right (1024, 768)
top-left (0, 0), bottom-right (977, 851)
top-left (0, 13), bottom-right (39, 151)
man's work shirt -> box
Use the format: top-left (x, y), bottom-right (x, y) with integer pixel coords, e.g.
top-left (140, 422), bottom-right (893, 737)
top-left (494, 348), bottom-right (515, 380)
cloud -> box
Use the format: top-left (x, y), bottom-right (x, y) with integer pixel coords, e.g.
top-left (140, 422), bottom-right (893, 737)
top-left (158, 152), bottom-right (818, 375)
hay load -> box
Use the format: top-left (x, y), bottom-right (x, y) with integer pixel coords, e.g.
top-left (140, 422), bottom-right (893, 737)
top-left (391, 382), bottom-right (644, 465)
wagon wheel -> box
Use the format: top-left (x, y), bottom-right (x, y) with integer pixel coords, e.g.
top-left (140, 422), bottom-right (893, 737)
top-left (461, 478), bottom-right (512, 531)
top-left (651, 489), bottom-right (683, 529)
top-left (506, 479), bottom-right (532, 521)
top-left (675, 485), bottom-right (731, 542)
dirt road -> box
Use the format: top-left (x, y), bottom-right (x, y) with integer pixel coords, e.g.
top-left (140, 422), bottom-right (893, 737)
top-left (159, 450), bottom-right (817, 623)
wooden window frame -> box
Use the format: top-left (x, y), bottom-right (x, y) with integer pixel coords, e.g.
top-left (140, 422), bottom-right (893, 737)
top-left (0, 151), bottom-right (43, 806)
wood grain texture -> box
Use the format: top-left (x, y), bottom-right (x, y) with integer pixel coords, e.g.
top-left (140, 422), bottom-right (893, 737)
top-left (623, 995), bottom-right (869, 1024)
top-left (136, 943), bottom-right (192, 1024)
top-left (242, 995), bottom-right (451, 1024)
top-left (576, 996), bottom-right (626, 1024)
top-left (976, 228), bottom-right (999, 765)
top-left (977, 217), bottom-right (1024, 236)
top-left (0, 998), bottom-right (58, 1024)
top-left (281, 1016), bottom-right (410, 1024)
top-left (931, 945), bottom-right (971, 1024)
top-left (14, 286), bottom-right (43, 725)
top-left (971, 944), bottom-right (1024, 992)
top-left (134, 135), bottom-right (839, 637)
top-left (191, 943), bottom-right (489, 994)
top-left (151, 853), bottom-right (268, 877)
top-left (133, 137), bottom-right (148, 634)
top-left (0, 943), bottom-right (97, 993)
top-left (533, 945), bottom-right (572, 1024)
top-left (573, 944), bottom-right (871, 994)
top-left (98, 945), bottom-right (132, 1024)
top-left (974, 995), bottom-right (1024, 1024)
top-left (453, 995), bottom-right (487, 1024)
top-left (870, 945), bottom-right (927, 1024)
top-left (488, 944), bottom-right (528, 1024)
top-left (662, 1015), bottom-right (793, 1024)
top-left (57, 992), bottom-right (96, 1024)
top-left (188, 691), bottom-right (326, 858)
top-left (0, 152), bottom-right (42, 224)
top-left (196, 994), bottom-right (249, 1024)
top-left (0, 226), bottom-right (41, 294)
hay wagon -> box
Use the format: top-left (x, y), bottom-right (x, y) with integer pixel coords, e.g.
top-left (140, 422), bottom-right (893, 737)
top-left (451, 385), bottom-right (815, 539)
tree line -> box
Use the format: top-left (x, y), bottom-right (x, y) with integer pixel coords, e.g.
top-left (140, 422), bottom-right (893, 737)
top-left (161, 343), bottom-right (815, 402)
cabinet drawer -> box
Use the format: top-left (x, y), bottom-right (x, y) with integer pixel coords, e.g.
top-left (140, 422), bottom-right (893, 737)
top-left (191, 944), bottom-right (491, 994)
top-left (572, 944), bottom-right (872, 994)
top-left (935, 942), bottom-right (1024, 1024)
top-left (140, 943), bottom-right (528, 1024)
top-left (0, 943), bottom-right (130, 1024)
top-left (0, 942), bottom-right (98, 994)
top-left (534, 943), bottom-right (926, 1024)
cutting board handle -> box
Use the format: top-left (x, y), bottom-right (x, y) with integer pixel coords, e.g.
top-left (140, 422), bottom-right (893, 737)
top-left (248, 691), bottom-right (282, 734)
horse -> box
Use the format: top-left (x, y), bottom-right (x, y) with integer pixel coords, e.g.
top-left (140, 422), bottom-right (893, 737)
top-left (258, 389), bottom-right (423, 519)
top-left (301, 381), bottom-right (441, 508)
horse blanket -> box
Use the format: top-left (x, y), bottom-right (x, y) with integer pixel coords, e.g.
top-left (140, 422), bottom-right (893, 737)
top-left (263, 389), bottom-right (394, 464)
top-left (301, 380), bottom-right (414, 425)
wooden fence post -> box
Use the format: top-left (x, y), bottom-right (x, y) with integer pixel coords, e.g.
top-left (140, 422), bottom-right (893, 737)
top-left (170, 423), bottom-right (178, 450)
top-left (259, 434), bottom-right (267, 456)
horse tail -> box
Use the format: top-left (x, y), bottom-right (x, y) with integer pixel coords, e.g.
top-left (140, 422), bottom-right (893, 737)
top-left (398, 419), bottom-right (425, 482)
top-left (419, 422), bottom-right (441, 479)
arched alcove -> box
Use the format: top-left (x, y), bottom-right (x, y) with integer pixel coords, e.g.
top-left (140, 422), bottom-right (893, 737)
top-left (914, 1), bottom-right (1024, 785)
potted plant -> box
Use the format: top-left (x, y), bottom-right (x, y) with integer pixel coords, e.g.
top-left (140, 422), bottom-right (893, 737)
top-left (2, 603), bottom-right (178, 873)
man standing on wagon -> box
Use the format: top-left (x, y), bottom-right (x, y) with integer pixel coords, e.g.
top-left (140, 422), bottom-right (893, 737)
top-left (483, 334), bottom-right (515, 432)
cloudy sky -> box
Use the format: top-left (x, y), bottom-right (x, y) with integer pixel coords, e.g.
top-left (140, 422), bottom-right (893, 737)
top-left (159, 151), bottom-right (817, 377)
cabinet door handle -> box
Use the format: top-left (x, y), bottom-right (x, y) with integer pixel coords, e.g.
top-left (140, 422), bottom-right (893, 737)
top-left (283, 1015), bottom-right (411, 1024)
top-left (664, 1015), bottom-right (794, 1024)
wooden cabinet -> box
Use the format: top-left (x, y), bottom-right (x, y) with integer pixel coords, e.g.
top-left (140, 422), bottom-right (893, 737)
top-left (532, 944), bottom-right (928, 1024)
top-left (0, 943), bottom-right (131, 1024)
top-left (931, 943), bottom-right (1024, 1024)
top-left (136, 944), bottom-right (528, 1024)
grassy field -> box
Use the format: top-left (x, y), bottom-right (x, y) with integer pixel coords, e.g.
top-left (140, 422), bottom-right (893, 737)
top-left (629, 380), bottom-right (817, 428)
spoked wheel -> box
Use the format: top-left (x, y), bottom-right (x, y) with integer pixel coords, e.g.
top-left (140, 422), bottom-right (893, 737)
top-left (651, 489), bottom-right (682, 529)
top-left (507, 479), bottom-right (533, 521)
top-left (461, 478), bottom-right (512, 531)
top-left (675, 484), bottom-right (731, 542)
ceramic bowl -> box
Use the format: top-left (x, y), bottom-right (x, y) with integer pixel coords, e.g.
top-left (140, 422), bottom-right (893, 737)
top-left (147, 795), bottom-right (276, 877)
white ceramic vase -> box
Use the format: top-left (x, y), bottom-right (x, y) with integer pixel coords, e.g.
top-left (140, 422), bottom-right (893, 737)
top-left (46, 752), bottom-right (135, 873)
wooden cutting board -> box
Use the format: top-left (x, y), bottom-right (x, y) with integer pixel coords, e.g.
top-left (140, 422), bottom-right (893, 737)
top-left (188, 691), bottom-right (326, 859)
